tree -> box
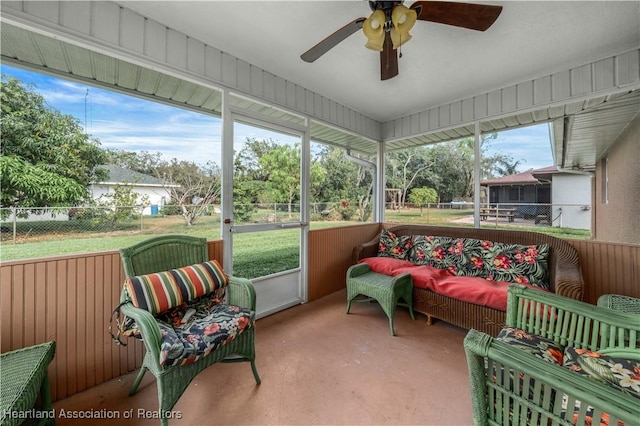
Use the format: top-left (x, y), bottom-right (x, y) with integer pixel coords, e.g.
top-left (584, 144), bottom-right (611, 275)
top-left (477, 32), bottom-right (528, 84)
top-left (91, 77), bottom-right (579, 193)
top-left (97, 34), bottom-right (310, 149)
top-left (95, 183), bottom-right (150, 226)
top-left (258, 143), bottom-right (300, 218)
top-left (156, 159), bottom-right (221, 226)
top-left (414, 134), bottom-right (500, 202)
top-left (408, 187), bottom-right (438, 216)
top-left (315, 146), bottom-right (374, 221)
top-left (386, 148), bottom-right (434, 207)
top-left (0, 76), bottom-right (107, 214)
top-left (233, 138), bottom-right (281, 222)
top-left (491, 155), bottom-right (523, 177)
top-left (105, 149), bottom-right (163, 175)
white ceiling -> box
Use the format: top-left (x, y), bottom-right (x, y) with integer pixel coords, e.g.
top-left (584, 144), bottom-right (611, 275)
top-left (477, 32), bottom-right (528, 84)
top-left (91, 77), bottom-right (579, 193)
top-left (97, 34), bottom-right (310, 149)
top-left (118, 1), bottom-right (640, 122)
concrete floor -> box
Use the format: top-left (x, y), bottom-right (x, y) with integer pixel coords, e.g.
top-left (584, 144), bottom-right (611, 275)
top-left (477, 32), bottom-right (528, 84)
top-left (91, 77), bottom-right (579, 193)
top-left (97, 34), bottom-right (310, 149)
top-left (54, 289), bottom-right (473, 425)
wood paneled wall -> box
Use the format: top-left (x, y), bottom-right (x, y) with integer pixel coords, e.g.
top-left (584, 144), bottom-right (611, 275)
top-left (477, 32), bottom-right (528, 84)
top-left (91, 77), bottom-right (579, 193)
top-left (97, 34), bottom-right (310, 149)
top-left (307, 224), bottom-right (381, 301)
top-left (1, 232), bottom-right (638, 403)
top-left (0, 240), bottom-right (223, 402)
top-left (568, 239), bottom-right (640, 304)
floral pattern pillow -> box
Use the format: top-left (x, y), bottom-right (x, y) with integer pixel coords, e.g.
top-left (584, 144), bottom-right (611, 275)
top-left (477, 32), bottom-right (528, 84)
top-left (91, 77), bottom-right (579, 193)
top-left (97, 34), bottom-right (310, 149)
top-left (563, 346), bottom-right (640, 400)
top-left (407, 235), bottom-right (455, 271)
top-left (448, 238), bottom-right (489, 277)
top-left (378, 229), bottom-right (412, 260)
top-left (483, 242), bottom-right (550, 289)
top-left (497, 326), bottom-right (564, 365)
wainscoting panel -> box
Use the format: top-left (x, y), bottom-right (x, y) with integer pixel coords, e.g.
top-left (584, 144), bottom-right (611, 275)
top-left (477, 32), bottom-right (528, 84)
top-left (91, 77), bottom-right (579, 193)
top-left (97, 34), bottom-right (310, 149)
top-left (307, 224), bottom-right (380, 302)
top-left (1, 241), bottom-right (225, 402)
top-left (569, 239), bottom-right (640, 304)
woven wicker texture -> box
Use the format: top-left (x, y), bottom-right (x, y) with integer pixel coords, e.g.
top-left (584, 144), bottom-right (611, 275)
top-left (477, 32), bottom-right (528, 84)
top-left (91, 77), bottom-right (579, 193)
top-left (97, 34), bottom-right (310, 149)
top-left (465, 286), bottom-right (640, 426)
top-left (353, 225), bottom-right (585, 336)
top-left (0, 341), bottom-right (55, 426)
top-left (118, 235), bottom-right (260, 426)
top-left (346, 263), bottom-right (415, 336)
top-left (597, 294), bottom-right (640, 314)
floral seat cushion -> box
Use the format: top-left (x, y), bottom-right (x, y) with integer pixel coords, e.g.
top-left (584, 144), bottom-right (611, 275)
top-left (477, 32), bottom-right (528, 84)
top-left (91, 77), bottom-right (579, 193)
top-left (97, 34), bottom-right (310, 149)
top-left (563, 347), bottom-right (640, 400)
top-left (155, 294), bottom-right (255, 367)
top-left (497, 329), bottom-right (638, 425)
top-left (497, 326), bottom-right (564, 365)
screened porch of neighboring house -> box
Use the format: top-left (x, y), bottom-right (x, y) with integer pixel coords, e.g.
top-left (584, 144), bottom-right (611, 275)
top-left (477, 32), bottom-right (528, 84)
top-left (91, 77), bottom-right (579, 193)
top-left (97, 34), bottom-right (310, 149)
top-left (1, 1), bottom-right (639, 425)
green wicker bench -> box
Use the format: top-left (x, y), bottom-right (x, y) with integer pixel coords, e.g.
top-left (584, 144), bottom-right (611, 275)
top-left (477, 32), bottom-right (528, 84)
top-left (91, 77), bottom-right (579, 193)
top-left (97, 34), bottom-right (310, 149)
top-left (346, 263), bottom-right (415, 336)
top-left (0, 341), bottom-right (56, 426)
top-left (464, 285), bottom-right (640, 426)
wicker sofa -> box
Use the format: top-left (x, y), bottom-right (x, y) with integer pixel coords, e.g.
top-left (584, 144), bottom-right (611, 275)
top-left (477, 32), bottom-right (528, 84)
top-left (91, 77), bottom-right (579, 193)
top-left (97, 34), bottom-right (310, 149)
top-left (352, 224), bottom-right (584, 335)
top-left (464, 285), bottom-right (640, 425)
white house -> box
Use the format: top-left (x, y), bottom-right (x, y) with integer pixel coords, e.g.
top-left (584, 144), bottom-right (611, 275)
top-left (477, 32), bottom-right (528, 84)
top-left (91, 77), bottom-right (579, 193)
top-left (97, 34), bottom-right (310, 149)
top-left (532, 168), bottom-right (592, 230)
top-left (481, 166), bottom-right (592, 230)
top-left (91, 165), bottom-right (177, 215)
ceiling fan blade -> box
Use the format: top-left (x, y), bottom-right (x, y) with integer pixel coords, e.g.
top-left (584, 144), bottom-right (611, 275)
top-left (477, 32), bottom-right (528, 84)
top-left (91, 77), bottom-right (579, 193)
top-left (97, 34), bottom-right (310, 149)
top-left (380, 32), bottom-right (398, 81)
top-left (301, 17), bottom-right (366, 62)
top-left (410, 1), bottom-right (502, 31)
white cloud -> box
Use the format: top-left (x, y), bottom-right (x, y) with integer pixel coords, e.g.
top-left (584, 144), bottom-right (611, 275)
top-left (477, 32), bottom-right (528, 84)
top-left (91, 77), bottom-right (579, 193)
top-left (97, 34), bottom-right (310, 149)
top-left (486, 124), bottom-right (554, 171)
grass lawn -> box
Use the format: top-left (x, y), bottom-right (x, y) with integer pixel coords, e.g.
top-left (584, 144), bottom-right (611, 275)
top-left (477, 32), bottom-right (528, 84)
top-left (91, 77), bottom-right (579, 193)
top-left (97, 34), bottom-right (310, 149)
top-left (1, 207), bottom-right (590, 277)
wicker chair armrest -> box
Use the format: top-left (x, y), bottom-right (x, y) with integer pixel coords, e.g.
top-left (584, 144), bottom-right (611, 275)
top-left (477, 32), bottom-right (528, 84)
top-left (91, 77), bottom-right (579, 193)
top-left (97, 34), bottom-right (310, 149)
top-left (552, 262), bottom-right (584, 300)
top-left (352, 239), bottom-right (379, 263)
top-left (227, 275), bottom-right (257, 311)
top-left (346, 263), bottom-right (371, 278)
top-left (120, 302), bottom-right (163, 361)
top-left (599, 348), bottom-right (640, 360)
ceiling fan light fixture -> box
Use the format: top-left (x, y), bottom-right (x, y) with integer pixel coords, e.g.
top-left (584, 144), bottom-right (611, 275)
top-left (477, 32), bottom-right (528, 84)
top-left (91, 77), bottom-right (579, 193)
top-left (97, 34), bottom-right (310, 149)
top-left (363, 9), bottom-right (385, 51)
top-left (390, 4), bottom-right (417, 49)
top-left (390, 27), bottom-right (413, 50)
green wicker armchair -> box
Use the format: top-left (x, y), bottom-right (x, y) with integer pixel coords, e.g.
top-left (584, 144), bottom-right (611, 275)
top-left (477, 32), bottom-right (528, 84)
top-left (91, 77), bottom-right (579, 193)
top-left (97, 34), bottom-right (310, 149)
top-left (115, 235), bottom-right (260, 425)
top-left (464, 285), bottom-right (640, 426)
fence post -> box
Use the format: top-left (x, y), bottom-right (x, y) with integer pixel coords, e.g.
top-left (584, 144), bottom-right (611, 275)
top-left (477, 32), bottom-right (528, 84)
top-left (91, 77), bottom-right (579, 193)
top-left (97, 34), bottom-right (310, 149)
top-left (12, 207), bottom-right (17, 244)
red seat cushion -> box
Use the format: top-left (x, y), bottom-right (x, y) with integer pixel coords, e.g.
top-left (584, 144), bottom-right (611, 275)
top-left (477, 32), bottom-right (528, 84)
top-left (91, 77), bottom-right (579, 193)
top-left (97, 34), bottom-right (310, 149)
top-left (358, 256), bottom-right (547, 311)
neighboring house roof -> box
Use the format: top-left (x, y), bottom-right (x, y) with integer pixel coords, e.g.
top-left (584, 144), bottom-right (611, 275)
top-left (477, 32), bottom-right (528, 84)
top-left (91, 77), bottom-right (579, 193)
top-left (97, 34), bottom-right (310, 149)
top-left (95, 165), bottom-right (177, 187)
top-left (481, 166), bottom-right (558, 186)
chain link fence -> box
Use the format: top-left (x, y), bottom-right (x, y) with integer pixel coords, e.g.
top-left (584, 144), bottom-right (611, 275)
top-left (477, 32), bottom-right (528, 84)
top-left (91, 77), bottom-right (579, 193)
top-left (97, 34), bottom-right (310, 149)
top-left (0, 205), bottom-right (218, 244)
top-left (0, 202), bottom-right (591, 262)
top-left (0, 202), bottom-right (369, 245)
top-left (2, 202), bottom-right (591, 241)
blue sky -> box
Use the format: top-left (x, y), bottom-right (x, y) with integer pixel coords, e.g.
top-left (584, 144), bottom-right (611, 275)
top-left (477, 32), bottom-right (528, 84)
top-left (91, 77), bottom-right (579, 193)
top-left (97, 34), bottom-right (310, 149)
top-left (2, 64), bottom-right (553, 171)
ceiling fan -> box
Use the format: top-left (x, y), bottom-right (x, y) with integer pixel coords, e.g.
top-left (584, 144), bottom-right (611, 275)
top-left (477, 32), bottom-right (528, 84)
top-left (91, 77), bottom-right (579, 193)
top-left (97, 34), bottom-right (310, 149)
top-left (301, 1), bottom-right (502, 81)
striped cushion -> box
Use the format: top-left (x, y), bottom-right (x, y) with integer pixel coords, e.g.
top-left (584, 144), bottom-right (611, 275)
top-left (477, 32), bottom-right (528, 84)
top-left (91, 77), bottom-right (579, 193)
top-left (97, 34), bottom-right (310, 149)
top-left (124, 260), bottom-right (228, 314)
